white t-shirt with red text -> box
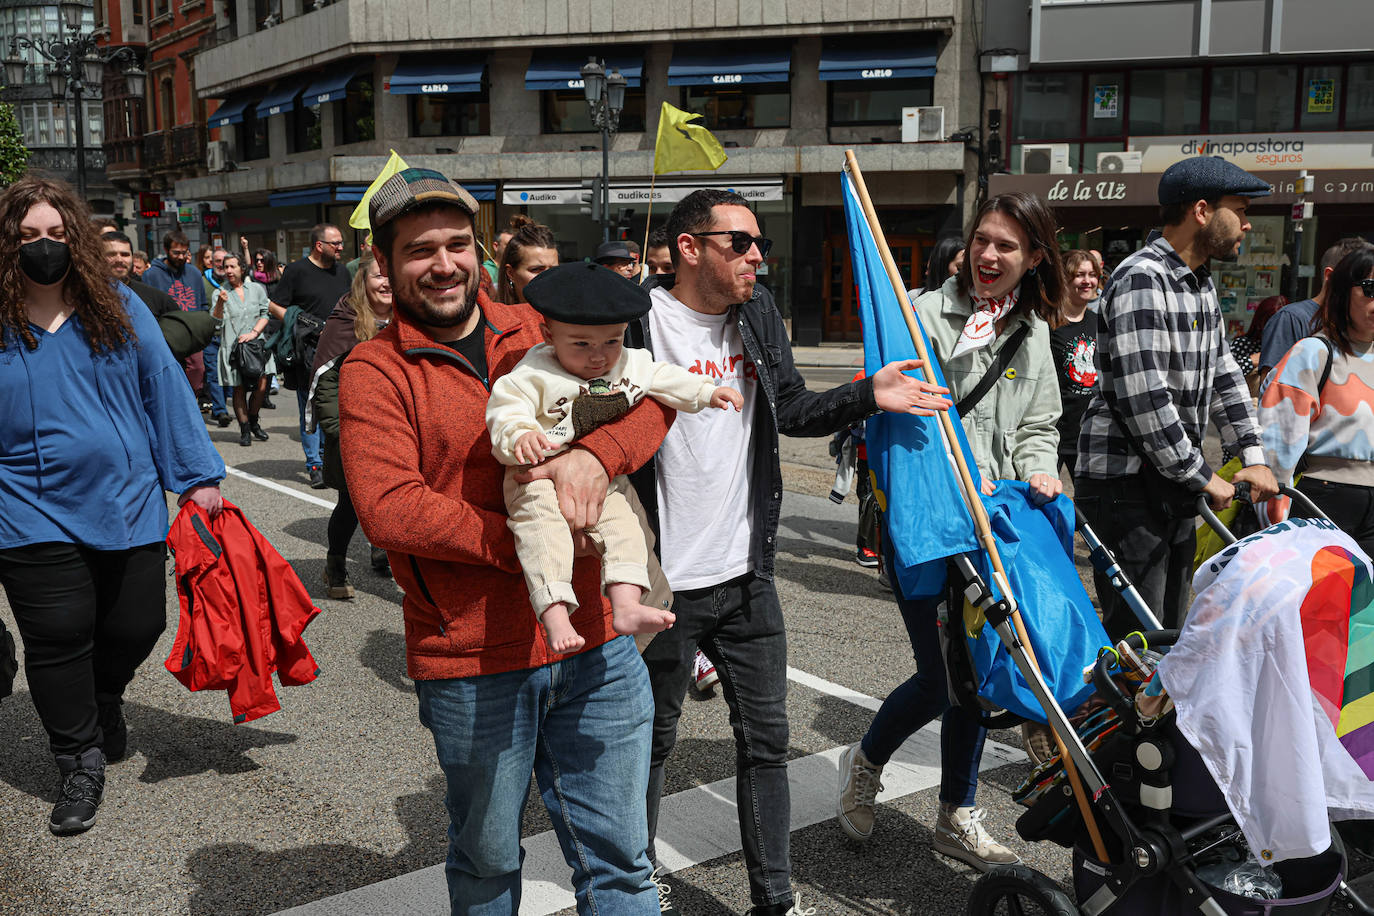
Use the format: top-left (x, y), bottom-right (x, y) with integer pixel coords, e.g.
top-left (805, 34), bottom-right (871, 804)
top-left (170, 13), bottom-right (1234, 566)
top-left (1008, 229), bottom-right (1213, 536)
top-left (648, 287), bottom-right (758, 591)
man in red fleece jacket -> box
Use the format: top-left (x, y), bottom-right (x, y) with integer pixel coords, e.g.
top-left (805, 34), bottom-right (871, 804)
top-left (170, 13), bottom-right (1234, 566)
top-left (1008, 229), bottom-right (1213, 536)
top-left (339, 168), bottom-right (671, 915)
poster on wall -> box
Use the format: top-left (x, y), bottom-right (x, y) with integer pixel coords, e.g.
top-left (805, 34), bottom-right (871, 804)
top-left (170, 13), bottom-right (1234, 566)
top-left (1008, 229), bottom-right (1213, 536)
top-left (1093, 84), bottom-right (1119, 119)
top-left (1308, 79), bottom-right (1336, 113)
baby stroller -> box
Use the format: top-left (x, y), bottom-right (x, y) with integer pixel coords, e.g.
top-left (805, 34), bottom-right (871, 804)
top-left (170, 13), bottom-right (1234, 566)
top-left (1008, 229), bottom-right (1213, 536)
top-left (954, 483), bottom-right (1374, 916)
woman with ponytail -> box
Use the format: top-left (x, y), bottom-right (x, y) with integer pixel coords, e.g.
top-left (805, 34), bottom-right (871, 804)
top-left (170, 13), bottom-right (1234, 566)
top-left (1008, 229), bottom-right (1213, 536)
top-left (493, 214), bottom-right (558, 305)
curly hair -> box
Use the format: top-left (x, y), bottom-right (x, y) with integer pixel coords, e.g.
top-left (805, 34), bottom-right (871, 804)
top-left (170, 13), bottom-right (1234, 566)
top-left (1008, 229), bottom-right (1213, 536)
top-left (0, 175), bottom-right (132, 353)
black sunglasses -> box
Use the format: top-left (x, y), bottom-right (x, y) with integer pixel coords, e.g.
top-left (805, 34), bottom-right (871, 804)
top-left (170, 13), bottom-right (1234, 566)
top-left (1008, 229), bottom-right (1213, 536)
top-left (691, 230), bottom-right (772, 258)
top-left (1358, 278), bottom-right (1374, 297)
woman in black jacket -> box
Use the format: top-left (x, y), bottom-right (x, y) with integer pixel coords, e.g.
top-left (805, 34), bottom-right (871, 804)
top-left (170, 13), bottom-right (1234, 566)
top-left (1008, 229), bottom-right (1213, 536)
top-left (309, 255), bottom-right (392, 598)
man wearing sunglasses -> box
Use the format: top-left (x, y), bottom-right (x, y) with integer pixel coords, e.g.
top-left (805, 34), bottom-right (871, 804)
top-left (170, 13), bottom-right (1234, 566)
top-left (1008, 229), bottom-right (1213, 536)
top-left (631, 189), bottom-right (951, 916)
top-left (269, 223), bottom-right (352, 489)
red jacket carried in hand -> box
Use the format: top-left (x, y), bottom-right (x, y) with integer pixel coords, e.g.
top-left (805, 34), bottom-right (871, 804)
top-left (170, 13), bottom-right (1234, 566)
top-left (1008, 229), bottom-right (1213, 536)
top-left (164, 499), bottom-right (322, 723)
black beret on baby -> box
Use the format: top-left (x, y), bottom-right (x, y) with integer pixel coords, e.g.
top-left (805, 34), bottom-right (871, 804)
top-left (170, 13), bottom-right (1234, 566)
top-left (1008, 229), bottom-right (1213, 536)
top-left (524, 261), bottom-right (651, 325)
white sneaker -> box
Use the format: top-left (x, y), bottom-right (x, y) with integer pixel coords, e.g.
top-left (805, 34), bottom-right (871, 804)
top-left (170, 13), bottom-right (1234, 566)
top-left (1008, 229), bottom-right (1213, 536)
top-left (650, 866), bottom-right (680, 915)
top-left (692, 650), bottom-right (719, 694)
top-left (933, 804), bottom-right (1020, 871)
top-left (836, 742), bottom-right (884, 840)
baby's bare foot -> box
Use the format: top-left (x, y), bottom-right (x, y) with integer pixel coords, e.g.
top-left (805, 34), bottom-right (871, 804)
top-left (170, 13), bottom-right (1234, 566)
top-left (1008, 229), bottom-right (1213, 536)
top-left (611, 603), bottom-right (676, 636)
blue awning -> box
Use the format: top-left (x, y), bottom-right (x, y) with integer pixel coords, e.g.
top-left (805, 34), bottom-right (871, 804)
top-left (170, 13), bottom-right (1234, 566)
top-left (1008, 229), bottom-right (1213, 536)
top-left (818, 37), bottom-right (939, 81)
top-left (667, 48), bottom-right (791, 86)
top-left (208, 94), bottom-right (253, 130)
top-left (389, 57), bottom-right (486, 95)
top-left (302, 62), bottom-right (366, 106)
top-left (524, 52), bottom-right (643, 91)
top-left (255, 77), bottom-right (307, 118)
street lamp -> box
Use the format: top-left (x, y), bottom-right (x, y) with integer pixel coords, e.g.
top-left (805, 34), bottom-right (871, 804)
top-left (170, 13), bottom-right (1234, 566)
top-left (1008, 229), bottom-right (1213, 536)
top-left (580, 56), bottom-right (625, 243)
top-left (6, 6), bottom-right (146, 198)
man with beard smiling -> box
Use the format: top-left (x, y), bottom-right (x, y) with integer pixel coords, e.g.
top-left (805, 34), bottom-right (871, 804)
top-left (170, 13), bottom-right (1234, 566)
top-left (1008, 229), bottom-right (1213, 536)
top-left (337, 168), bottom-right (672, 915)
top-left (1076, 156), bottom-right (1279, 637)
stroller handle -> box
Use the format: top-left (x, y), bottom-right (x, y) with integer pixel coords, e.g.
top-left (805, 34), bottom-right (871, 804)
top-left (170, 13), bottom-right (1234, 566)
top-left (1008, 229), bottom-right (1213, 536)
top-left (1196, 482), bottom-right (1330, 545)
top-left (1093, 630), bottom-right (1180, 726)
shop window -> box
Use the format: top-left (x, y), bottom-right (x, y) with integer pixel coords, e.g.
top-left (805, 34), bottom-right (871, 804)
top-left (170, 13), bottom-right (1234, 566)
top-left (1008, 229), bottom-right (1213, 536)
top-left (1209, 66), bottom-right (1297, 133)
top-left (340, 74), bottom-right (375, 145)
top-left (1085, 72), bottom-right (1123, 138)
top-left (543, 88), bottom-right (646, 133)
top-left (828, 77), bottom-right (933, 126)
top-left (238, 108), bottom-right (269, 160)
top-left (411, 91), bottom-right (490, 137)
top-left (1128, 69), bottom-right (1202, 136)
top-left (1012, 72), bottom-right (1082, 141)
top-left (288, 103), bottom-right (322, 152)
top-left (681, 85), bottom-right (789, 131)
top-left (1300, 65), bottom-right (1341, 131)
top-left (1347, 64), bottom-right (1374, 130)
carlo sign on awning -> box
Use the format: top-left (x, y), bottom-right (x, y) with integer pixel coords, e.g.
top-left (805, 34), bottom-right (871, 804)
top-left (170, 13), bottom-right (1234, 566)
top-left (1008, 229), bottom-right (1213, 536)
top-left (1131, 132), bottom-right (1374, 172)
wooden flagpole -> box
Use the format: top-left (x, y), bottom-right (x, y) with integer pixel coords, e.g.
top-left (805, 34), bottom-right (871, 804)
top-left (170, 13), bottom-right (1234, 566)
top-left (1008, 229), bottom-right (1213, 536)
top-left (843, 149), bottom-right (1109, 862)
top-left (639, 171), bottom-right (659, 281)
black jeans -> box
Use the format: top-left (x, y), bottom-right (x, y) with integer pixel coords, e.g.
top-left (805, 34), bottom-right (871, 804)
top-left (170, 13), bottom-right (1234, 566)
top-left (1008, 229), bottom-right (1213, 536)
top-left (1075, 474), bottom-right (1194, 638)
top-left (1292, 477), bottom-right (1374, 557)
top-left (327, 482), bottom-right (360, 557)
top-left (0, 541), bottom-right (166, 756)
top-left (641, 572), bottom-right (791, 909)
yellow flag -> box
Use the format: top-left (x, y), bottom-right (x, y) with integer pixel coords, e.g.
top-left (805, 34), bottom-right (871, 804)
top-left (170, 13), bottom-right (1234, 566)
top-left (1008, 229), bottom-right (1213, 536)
top-left (653, 102), bottom-right (728, 175)
top-left (348, 149), bottom-right (409, 230)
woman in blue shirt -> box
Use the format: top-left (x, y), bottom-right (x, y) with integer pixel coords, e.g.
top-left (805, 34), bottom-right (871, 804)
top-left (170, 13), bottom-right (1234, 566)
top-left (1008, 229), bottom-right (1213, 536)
top-left (0, 177), bottom-right (225, 836)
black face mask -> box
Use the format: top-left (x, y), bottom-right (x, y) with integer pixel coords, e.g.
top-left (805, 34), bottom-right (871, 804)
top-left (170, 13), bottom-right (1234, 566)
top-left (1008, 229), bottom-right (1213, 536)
top-left (20, 238), bottom-right (71, 286)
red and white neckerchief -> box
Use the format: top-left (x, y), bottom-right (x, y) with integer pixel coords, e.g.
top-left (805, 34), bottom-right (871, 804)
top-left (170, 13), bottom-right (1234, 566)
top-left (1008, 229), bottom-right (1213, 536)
top-left (951, 289), bottom-right (1019, 359)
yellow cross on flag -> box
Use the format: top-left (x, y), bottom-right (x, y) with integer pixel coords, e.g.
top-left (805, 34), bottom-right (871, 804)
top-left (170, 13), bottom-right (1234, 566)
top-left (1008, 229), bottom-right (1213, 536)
top-left (653, 102), bottom-right (728, 175)
top-left (349, 149), bottom-right (410, 230)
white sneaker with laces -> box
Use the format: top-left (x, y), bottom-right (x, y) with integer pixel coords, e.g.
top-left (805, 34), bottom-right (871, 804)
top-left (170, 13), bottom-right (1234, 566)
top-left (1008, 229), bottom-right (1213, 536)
top-left (785, 892), bottom-right (816, 916)
top-left (933, 803), bottom-right (1020, 871)
top-left (692, 649), bottom-right (719, 693)
top-left (836, 742), bottom-right (884, 840)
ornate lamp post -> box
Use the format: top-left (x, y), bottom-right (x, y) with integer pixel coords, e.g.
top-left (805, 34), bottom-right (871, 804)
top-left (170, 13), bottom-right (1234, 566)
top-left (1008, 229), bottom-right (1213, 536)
top-left (580, 57), bottom-right (626, 244)
top-left (5, 1), bottom-right (146, 197)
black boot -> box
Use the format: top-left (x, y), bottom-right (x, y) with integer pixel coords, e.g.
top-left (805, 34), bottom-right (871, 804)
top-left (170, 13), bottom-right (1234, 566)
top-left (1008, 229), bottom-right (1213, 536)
top-left (324, 553), bottom-right (354, 599)
top-left (370, 545), bottom-right (392, 577)
top-left (239, 422), bottom-right (252, 447)
top-left (50, 747), bottom-right (105, 836)
top-left (97, 700), bottom-right (127, 763)
top-left (250, 415), bottom-right (269, 441)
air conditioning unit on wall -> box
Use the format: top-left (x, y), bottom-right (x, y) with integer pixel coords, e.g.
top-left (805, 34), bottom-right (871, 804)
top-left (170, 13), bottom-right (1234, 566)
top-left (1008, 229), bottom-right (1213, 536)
top-left (901, 106), bottom-right (945, 142)
top-left (1097, 150), bottom-right (1143, 174)
top-left (1020, 143), bottom-right (1070, 174)
top-left (206, 140), bottom-right (229, 173)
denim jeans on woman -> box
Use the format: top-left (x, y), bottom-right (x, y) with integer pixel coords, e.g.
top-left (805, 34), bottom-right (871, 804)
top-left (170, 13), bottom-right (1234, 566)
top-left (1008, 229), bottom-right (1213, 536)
top-left (859, 553), bottom-right (986, 807)
top-left (641, 571), bottom-right (793, 911)
top-left (415, 635), bottom-right (657, 916)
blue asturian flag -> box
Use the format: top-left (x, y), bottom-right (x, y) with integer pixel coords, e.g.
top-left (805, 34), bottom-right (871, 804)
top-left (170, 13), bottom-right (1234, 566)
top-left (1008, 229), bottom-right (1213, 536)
top-left (842, 170), bottom-right (981, 598)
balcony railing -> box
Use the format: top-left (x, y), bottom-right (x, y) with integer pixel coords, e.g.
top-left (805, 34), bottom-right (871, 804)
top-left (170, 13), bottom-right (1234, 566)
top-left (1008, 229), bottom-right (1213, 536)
top-left (170, 123), bottom-right (204, 166)
top-left (104, 135), bottom-right (143, 171)
top-left (143, 131), bottom-right (168, 170)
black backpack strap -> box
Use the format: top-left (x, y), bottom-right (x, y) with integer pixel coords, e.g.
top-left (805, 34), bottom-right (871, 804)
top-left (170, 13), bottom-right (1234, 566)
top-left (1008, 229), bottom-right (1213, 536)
top-left (955, 322), bottom-right (1032, 415)
top-left (1314, 335), bottom-right (1335, 395)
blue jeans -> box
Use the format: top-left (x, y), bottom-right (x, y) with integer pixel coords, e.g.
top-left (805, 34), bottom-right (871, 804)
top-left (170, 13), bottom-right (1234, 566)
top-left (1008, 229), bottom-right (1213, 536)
top-left (294, 384), bottom-right (322, 468)
top-left (202, 336), bottom-right (229, 416)
top-left (641, 572), bottom-right (792, 909)
top-left (859, 553), bottom-right (986, 807)
top-left (415, 636), bottom-right (657, 916)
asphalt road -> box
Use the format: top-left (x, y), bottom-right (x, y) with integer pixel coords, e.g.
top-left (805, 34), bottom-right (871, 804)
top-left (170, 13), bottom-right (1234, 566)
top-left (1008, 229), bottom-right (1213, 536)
top-left (0, 369), bottom-right (1089, 916)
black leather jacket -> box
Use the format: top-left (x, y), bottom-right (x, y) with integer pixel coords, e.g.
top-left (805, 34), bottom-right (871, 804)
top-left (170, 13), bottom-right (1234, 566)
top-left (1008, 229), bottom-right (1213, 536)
top-left (629, 276), bottom-right (878, 581)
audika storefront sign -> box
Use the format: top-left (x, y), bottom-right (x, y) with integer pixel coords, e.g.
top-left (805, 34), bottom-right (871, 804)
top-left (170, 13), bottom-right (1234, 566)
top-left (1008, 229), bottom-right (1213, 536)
top-left (1132, 132), bottom-right (1374, 172)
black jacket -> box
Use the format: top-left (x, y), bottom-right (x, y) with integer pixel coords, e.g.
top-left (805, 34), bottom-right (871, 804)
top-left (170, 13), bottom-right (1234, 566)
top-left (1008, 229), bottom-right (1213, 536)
top-left (629, 276), bottom-right (878, 581)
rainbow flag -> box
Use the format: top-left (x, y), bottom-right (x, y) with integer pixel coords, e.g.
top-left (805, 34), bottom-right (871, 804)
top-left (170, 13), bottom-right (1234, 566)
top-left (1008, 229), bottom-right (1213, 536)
top-left (1302, 546), bottom-right (1374, 777)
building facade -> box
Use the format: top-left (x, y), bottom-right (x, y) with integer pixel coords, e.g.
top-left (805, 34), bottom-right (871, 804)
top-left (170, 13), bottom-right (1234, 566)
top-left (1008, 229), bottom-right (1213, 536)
top-left (983, 0), bottom-right (1374, 325)
top-left (174, 0), bottom-right (984, 344)
top-left (3, 0), bottom-right (113, 212)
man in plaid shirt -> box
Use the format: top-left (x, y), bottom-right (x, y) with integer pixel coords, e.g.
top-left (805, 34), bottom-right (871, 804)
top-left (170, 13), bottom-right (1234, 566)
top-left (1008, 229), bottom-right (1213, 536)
top-left (1076, 156), bottom-right (1279, 636)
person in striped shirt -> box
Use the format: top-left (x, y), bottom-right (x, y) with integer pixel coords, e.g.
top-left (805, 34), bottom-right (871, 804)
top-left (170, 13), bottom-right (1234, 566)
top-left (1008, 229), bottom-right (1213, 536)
top-left (1075, 156), bottom-right (1279, 637)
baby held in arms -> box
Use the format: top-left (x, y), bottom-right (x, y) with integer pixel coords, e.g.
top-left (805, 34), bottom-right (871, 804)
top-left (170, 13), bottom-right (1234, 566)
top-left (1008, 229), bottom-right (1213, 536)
top-left (486, 262), bottom-right (742, 653)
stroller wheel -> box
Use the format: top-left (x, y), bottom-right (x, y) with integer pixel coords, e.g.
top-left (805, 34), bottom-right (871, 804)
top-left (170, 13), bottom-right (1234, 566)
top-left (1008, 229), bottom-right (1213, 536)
top-left (967, 864), bottom-right (1078, 916)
